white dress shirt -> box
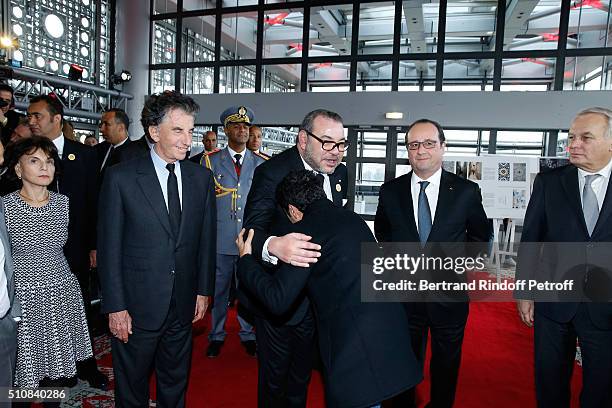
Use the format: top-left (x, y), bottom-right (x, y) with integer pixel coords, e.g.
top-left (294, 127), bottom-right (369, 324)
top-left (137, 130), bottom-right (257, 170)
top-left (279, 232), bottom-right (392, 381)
top-left (51, 133), bottom-right (65, 157)
top-left (150, 147), bottom-right (183, 211)
top-left (578, 158), bottom-right (612, 211)
top-left (411, 167), bottom-right (442, 232)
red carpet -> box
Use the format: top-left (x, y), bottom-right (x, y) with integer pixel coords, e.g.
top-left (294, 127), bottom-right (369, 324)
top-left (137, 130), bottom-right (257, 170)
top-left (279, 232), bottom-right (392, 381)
top-left (84, 301), bottom-right (583, 407)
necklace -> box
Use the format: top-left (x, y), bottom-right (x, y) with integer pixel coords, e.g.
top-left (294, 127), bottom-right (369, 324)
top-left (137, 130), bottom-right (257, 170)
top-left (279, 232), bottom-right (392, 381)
top-left (19, 190), bottom-right (50, 204)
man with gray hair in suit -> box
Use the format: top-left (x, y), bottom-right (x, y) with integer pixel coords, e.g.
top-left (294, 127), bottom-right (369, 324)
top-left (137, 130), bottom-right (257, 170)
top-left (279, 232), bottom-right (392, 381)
top-left (0, 199), bottom-right (19, 407)
top-left (204, 106), bottom-right (268, 358)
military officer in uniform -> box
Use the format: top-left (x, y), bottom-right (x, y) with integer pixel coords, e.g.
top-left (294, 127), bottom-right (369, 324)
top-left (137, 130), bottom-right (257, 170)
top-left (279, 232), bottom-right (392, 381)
top-left (204, 106), bottom-right (268, 358)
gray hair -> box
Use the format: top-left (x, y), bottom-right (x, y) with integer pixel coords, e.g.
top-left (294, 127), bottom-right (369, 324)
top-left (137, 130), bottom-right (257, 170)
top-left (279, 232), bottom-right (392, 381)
top-left (575, 107), bottom-right (612, 139)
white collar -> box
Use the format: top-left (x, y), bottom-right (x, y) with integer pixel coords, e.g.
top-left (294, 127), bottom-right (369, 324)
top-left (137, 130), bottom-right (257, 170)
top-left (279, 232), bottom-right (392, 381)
top-left (51, 133), bottom-right (65, 155)
top-left (227, 145), bottom-right (246, 161)
top-left (412, 167), bottom-right (443, 187)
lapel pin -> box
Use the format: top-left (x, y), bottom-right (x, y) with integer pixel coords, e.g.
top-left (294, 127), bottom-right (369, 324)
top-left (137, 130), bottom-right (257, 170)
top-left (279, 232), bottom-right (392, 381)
top-left (449, 186), bottom-right (453, 191)
top-left (336, 183), bottom-right (342, 192)
top-left (68, 153), bottom-right (76, 161)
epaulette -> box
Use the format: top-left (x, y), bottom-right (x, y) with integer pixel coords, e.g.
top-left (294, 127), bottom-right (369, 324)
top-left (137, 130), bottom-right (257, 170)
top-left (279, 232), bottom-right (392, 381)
top-left (205, 148), bottom-right (221, 156)
top-left (253, 150), bottom-right (270, 160)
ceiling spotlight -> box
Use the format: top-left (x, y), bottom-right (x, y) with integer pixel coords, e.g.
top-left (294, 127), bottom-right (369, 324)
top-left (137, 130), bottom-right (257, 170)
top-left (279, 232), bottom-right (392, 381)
top-left (68, 63), bottom-right (84, 81)
top-left (111, 70), bottom-right (132, 85)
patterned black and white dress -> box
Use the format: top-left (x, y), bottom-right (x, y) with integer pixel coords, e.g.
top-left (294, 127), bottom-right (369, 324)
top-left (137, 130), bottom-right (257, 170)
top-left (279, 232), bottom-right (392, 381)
top-left (3, 191), bottom-right (92, 388)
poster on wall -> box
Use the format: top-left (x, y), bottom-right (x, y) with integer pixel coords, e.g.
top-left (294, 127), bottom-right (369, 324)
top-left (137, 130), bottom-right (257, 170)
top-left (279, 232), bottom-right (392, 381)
top-left (442, 155), bottom-right (539, 219)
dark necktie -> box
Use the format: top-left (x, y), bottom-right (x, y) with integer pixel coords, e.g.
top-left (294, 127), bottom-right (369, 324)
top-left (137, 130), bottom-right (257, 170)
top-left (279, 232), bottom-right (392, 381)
top-left (418, 181), bottom-right (432, 245)
top-left (166, 163), bottom-right (181, 238)
top-left (234, 154), bottom-right (242, 177)
top-left (315, 173), bottom-right (325, 187)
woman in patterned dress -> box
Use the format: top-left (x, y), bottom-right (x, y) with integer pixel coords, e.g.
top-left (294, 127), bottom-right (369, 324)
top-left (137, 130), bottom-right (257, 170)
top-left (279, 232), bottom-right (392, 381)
top-left (2, 136), bottom-right (92, 389)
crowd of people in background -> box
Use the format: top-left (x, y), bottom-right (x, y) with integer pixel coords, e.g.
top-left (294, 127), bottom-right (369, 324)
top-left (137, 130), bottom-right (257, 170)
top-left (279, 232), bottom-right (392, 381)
top-left (0, 82), bottom-right (610, 408)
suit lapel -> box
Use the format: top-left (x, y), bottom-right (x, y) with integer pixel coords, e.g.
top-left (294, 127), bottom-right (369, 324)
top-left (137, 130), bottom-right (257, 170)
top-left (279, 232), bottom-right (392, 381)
top-left (428, 170), bottom-right (454, 242)
top-left (136, 156), bottom-right (173, 237)
top-left (592, 173), bottom-right (612, 238)
top-left (242, 150), bottom-right (256, 177)
top-left (329, 169), bottom-right (344, 206)
top-left (401, 172), bottom-right (419, 239)
top-left (560, 166), bottom-right (589, 236)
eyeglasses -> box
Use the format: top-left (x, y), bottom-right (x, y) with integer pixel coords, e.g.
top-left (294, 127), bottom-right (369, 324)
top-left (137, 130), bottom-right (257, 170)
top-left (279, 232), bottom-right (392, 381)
top-left (407, 140), bottom-right (439, 150)
top-left (305, 130), bottom-right (349, 152)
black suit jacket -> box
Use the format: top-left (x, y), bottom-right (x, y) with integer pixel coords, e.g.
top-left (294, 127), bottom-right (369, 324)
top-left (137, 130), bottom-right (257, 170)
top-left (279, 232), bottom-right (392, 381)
top-left (243, 146), bottom-right (348, 324)
top-left (113, 135), bottom-right (150, 164)
top-left (516, 164), bottom-right (612, 329)
top-left (97, 153), bottom-right (216, 331)
top-left (375, 170), bottom-right (491, 323)
top-left (189, 151), bottom-right (205, 165)
top-left (238, 199), bottom-right (421, 408)
top-left (54, 138), bottom-right (99, 273)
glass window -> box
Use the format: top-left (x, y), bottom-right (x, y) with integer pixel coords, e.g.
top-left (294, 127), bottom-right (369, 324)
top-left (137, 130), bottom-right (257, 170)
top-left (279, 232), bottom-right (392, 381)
top-left (563, 56), bottom-right (609, 90)
top-left (153, 19), bottom-right (177, 64)
top-left (358, 2), bottom-right (396, 55)
top-left (222, 0), bottom-right (258, 6)
top-left (354, 163), bottom-right (385, 215)
top-left (496, 131), bottom-right (544, 152)
top-left (443, 59), bottom-right (494, 89)
top-left (398, 59), bottom-right (436, 88)
top-left (219, 65), bottom-right (256, 93)
top-left (501, 58), bottom-right (556, 89)
top-left (183, 0), bottom-right (216, 12)
top-left (153, 0), bottom-right (177, 15)
top-left (221, 12), bottom-right (258, 61)
top-left (307, 62), bottom-right (351, 90)
top-left (356, 131), bottom-right (388, 158)
top-left (356, 61), bottom-right (393, 91)
top-left (181, 67), bottom-right (214, 94)
top-left (504, 1), bottom-right (561, 51)
top-left (309, 5), bottom-right (353, 57)
top-left (182, 16), bottom-right (216, 63)
top-left (570, 1), bottom-right (611, 49)
top-left (401, 1), bottom-right (439, 53)
top-left (261, 64), bottom-right (301, 93)
top-left (445, 0), bottom-right (497, 52)
top-left (263, 9), bottom-right (304, 59)
top-left (151, 69), bottom-right (175, 93)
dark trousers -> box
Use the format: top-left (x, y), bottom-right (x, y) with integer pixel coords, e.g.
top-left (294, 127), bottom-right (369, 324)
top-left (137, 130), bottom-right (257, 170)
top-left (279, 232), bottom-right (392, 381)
top-left (111, 292), bottom-right (192, 408)
top-left (390, 303), bottom-right (467, 408)
top-left (534, 304), bottom-right (612, 408)
top-left (75, 268), bottom-right (101, 377)
top-left (0, 314), bottom-right (17, 408)
top-left (255, 310), bottom-right (315, 408)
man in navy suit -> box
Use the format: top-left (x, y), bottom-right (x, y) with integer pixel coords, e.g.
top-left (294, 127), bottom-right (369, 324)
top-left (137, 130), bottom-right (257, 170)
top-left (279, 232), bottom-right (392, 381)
top-left (375, 118), bottom-right (491, 408)
top-left (98, 92), bottom-right (216, 407)
top-left (516, 107), bottom-right (612, 408)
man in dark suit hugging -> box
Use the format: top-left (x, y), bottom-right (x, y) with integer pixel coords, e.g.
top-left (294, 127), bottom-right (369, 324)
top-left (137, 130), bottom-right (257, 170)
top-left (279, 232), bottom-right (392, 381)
top-left (237, 170), bottom-right (422, 408)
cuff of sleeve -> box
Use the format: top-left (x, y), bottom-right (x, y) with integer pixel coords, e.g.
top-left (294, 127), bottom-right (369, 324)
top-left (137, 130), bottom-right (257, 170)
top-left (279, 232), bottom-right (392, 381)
top-left (262, 236), bottom-right (278, 265)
